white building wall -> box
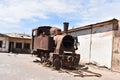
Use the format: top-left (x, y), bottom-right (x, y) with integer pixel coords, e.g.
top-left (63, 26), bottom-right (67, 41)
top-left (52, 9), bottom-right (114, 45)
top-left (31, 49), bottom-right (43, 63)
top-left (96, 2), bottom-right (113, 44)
top-left (69, 24), bottom-right (113, 68)
top-left (91, 24), bottom-right (113, 68)
top-left (69, 29), bottom-right (91, 63)
top-left (0, 37), bottom-right (9, 52)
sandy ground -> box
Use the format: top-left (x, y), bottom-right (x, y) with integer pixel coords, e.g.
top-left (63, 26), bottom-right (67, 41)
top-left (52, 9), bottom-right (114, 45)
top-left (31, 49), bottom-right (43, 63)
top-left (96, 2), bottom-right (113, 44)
top-left (0, 52), bottom-right (120, 80)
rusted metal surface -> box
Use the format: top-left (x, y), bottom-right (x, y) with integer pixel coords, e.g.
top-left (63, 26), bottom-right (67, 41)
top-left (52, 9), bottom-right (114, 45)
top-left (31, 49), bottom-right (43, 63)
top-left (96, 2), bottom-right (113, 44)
top-left (54, 35), bottom-right (75, 54)
top-left (34, 35), bottom-right (54, 51)
top-left (33, 26), bottom-right (54, 51)
top-left (63, 22), bottom-right (69, 34)
top-left (32, 23), bottom-right (80, 69)
top-left (50, 27), bottom-right (61, 36)
top-left (53, 34), bottom-right (80, 68)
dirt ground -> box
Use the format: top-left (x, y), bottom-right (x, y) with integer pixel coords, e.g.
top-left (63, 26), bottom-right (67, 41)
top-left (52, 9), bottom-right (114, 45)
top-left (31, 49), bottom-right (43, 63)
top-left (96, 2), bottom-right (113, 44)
top-left (0, 52), bottom-right (120, 80)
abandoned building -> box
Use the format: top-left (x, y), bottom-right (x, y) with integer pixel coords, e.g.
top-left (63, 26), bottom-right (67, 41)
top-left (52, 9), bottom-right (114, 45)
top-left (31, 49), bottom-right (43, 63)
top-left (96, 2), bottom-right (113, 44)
top-left (0, 33), bottom-right (9, 52)
top-left (68, 18), bottom-right (120, 72)
top-left (0, 33), bottom-right (32, 53)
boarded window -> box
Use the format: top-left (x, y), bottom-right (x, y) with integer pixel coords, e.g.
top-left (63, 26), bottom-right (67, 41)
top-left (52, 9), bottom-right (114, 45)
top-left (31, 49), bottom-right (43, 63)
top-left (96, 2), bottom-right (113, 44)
top-left (24, 43), bottom-right (30, 49)
top-left (16, 43), bottom-right (22, 48)
top-left (0, 41), bottom-right (3, 48)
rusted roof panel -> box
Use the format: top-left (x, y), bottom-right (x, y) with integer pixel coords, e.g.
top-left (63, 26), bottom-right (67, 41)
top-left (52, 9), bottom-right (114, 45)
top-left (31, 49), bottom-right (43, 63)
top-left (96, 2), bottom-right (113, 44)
top-left (5, 33), bottom-right (31, 39)
top-left (68, 18), bottom-right (118, 33)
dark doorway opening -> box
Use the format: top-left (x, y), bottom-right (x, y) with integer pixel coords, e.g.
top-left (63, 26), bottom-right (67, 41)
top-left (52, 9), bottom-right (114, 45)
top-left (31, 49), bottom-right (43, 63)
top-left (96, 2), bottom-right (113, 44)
top-left (9, 42), bottom-right (14, 53)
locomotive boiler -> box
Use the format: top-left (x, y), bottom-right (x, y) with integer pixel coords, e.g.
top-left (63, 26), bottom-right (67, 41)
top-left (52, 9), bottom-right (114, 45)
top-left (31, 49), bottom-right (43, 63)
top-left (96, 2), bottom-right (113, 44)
top-left (32, 22), bottom-right (80, 70)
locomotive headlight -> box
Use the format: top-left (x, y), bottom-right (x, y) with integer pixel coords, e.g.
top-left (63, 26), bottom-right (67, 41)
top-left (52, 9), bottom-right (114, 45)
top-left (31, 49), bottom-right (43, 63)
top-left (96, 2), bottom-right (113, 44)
top-left (62, 35), bottom-right (74, 49)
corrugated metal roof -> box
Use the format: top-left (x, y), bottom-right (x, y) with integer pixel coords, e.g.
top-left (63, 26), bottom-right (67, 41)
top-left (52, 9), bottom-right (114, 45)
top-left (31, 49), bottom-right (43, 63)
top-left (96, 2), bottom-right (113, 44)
top-left (5, 33), bottom-right (32, 39)
top-left (68, 18), bottom-right (118, 33)
top-left (0, 33), bottom-right (9, 37)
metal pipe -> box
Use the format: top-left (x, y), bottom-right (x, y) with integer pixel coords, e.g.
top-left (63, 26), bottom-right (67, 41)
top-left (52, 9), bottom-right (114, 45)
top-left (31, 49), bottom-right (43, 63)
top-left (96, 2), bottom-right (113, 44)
top-left (63, 22), bottom-right (69, 33)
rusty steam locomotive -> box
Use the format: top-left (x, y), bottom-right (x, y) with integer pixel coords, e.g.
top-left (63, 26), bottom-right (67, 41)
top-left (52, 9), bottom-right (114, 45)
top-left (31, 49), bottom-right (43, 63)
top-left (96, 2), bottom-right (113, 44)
top-left (32, 22), bottom-right (80, 70)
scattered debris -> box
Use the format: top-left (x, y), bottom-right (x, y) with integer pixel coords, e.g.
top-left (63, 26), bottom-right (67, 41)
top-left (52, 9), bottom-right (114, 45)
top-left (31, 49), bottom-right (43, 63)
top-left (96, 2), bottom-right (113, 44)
top-left (33, 58), bottom-right (41, 63)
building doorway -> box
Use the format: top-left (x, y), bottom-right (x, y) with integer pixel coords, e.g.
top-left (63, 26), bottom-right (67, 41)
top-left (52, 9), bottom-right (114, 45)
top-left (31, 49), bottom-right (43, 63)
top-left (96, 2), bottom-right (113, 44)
top-left (9, 42), bottom-right (14, 53)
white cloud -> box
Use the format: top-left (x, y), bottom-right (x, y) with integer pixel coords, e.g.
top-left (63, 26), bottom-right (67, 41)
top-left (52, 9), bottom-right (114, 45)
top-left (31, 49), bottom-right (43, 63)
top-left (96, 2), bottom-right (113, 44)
top-left (0, 0), bottom-right (120, 33)
top-left (0, 0), bottom-right (83, 33)
top-left (75, 0), bottom-right (120, 27)
top-left (0, 0), bottom-right (48, 23)
top-left (0, 0), bottom-right (82, 23)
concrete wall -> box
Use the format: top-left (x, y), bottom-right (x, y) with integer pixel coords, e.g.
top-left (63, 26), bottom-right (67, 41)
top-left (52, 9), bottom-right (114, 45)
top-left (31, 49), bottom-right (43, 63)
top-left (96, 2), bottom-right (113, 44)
top-left (0, 36), bottom-right (9, 52)
top-left (112, 37), bottom-right (120, 71)
top-left (112, 20), bottom-right (120, 72)
top-left (91, 24), bottom-right (113, 68)
top-left (69, 29), bottom-right (91, 63)
top-left (69, 23), bottom-right (113, 68)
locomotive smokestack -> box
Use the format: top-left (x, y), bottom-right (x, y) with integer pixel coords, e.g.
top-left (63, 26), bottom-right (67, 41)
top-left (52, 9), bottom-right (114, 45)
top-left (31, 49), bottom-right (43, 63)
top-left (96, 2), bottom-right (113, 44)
top-left (63, 22), bottom-right (69, 34)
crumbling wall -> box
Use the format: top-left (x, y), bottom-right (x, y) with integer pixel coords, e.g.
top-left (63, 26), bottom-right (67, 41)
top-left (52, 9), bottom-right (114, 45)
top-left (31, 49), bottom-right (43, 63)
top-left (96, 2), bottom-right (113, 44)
top-left (0, 36), bottom-right (9, 52)
top-left (112, 20), bottom-right (120, 72)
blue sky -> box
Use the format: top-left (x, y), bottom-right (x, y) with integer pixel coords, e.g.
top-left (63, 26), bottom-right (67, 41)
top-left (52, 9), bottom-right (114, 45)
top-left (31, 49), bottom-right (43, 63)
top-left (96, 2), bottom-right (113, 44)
top-left (0, 0), bottom-right (120, 34)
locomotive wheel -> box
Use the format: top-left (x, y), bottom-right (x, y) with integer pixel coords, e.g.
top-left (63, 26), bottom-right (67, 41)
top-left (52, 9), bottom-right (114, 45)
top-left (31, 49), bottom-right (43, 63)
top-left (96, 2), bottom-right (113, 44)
top-left (53, 57), bottom-right (61, 70)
